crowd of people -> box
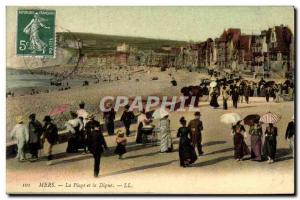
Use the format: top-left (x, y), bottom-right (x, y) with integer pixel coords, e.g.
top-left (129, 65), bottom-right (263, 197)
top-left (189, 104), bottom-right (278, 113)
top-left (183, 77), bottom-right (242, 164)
top-left (10, 90), bottom-right (295, 176)
top-left (212, 77), bottom-right (294, 109)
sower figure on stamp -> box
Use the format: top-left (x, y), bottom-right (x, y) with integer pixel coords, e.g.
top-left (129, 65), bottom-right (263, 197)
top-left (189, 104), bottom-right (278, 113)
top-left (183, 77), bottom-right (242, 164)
top-left (188, 112), bottom-right (204, 156)
top-left (85, 114), bottom-right (108, 177)
top-left (23, 12), bottom-right (50, 54)
top-left (41, 116), bottom-right (58, 165)
top-left (28, 113), bottom-right (43, 161)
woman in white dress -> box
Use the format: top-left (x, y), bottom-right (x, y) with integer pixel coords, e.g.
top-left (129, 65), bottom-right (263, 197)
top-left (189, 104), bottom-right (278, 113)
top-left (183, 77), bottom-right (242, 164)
top-left (159, 115), bottom-right (173, 153)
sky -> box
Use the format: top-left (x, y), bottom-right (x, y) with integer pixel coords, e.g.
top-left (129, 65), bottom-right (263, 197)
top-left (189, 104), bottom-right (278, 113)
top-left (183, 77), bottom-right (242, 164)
top-left (6, 6), bottom-right (294, 67)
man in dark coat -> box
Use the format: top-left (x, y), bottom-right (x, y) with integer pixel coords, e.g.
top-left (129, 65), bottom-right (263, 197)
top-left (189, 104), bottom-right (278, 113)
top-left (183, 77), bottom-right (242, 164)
top-left (28, 113), bottom-right (43, 161)
top-left (231, 86), bottom-right (239, 109)
top-left (42, 116), bottom-right (58, 164)
top-left (103, 104), bottom-right (116, 135)
top-left (285, 116), bottom-right (295, 158)
top-left (85, 114), bottom-right (108, 177)
top-left (244, 85), bottom-right (251, 104)
top-left (120, 105), bottom-right (135, 137)
top-left (188, 112), bottom-right (204, 156)
top-left (265, 86), bottom-right (271, 102)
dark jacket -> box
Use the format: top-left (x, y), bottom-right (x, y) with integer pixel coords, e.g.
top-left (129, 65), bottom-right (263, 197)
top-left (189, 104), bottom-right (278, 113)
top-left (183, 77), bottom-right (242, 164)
top-left (120, 111), bottom-right (135, 124)
top-left (244, 86), bottom-right (251, 97)
top-left (177, 126), bottom-right (190, 139)
top-left (231, 89), bottom-right (239, 101)
top-left (285, 121), bottom-right (295, 139)
top-left (85, 120), bottom-right (108, 154)
top-left (103, 109), bottom-right (116, 122)
top-left (265, 126), bottom-right (278, 137)
top-left (28, 120), bottom-right (43, 143)
top-left (188, 118), bottom-right (203, 136)
top-left (43, 122), bottom-right (58, 145)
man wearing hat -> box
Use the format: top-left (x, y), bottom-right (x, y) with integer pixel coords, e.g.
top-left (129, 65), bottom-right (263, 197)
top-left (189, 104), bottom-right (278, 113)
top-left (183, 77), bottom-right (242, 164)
top-left (85, 114), bottom-right (108, 177)
top-left (188, 111), bottom-right (204, 156)
top-left (120, 105), bottom-right (135, 137)
top-left (41, 115), bottom-right (58, 164)
top-left (285, 115), bottom-right (295, 158)
top-left (103, 102), bottom-right (116, 135)
top-left (28, 113), bottom-right (43, 161)
top-left (10, 116), bottom-right (29, 161)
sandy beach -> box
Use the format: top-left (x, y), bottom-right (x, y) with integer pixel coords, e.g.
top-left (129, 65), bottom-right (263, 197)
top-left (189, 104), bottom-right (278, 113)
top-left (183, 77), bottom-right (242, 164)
top-left (6, 68), bottom-right (211, 140)
top-left (6, 98), bottom-right (294, 194)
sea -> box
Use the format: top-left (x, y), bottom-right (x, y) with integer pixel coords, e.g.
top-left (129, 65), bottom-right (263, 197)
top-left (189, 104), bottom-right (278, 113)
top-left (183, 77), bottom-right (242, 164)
top-left (6, 68), bottom-right (86, 91)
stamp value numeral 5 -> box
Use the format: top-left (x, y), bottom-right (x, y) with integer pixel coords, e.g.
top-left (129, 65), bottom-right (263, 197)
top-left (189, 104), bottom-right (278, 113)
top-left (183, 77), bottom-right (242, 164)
top-left (19, 40), bottom-right (29, 51)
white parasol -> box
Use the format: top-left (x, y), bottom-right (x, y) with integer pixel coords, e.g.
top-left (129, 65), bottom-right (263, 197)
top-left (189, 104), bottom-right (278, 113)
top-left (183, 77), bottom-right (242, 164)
top-left (210, 81), bottom-right (217, 88)
top-left (220, 113), bottom-right (242, 124)
top-left (152, 108), bottom-right (169, 119)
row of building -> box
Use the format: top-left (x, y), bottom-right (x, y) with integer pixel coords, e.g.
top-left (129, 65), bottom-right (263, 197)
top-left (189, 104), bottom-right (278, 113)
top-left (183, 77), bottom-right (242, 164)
top-left (57, 24), bottom-right (294, 78)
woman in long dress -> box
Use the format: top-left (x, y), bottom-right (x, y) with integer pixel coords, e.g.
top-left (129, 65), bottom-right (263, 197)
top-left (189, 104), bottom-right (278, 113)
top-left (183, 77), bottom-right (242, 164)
top-left (232, 121), bottom-right (250, 161)
top-left (159, 115), bottom-right (173, 153)
top-left (210, 87), bottom-right (219, 108)
top-left (135, 111), bottom-right (146, 143)
top-left (248, 121), bottom-right (263, 161)
top-left (177, 117), bottom-right (197, 167)
top-left (65, 112), bottom-right (84, 153)
top-left (23, 12), bottom-right (50, 54)
top-left (263, 123), bottom-right (278, 163)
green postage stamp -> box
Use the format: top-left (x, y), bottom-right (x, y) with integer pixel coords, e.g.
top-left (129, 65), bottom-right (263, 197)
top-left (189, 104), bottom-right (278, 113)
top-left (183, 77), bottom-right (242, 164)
top-left (16, 9), bottom-right (56, 57)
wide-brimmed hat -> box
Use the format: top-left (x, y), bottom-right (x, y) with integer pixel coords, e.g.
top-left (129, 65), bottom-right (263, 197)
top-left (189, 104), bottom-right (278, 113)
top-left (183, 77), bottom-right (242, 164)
top-left (116, 130), bottom-right (124, 137)
top-left (43, 115), bottom-right (52, 122)
top-left (28, 113), bottom-right (36, 119)
top-left (125, 104), bottom-right (130, 110)
top-left (16, 116), bottom-right (24, 123)
top-left (194, 111), bottom-right (201, 116)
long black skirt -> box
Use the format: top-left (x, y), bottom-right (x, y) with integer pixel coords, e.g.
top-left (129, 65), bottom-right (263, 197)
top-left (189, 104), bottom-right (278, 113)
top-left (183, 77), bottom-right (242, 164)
top-left (263, 135), bottom-right (277, 160)
top-left (136, 122), bottom-right (143, 144)
top-left (210, 96), bottom-right (219, 108)
top-left (179, 138), bottom-right (197, 166)
top-left (234, 133), bottom-right (250, 159)
top-left (66, 134), bottom-right (79, 153)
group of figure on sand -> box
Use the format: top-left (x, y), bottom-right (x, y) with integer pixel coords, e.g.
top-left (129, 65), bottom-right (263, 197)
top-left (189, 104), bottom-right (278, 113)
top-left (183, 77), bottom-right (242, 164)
top-left (135, 110), bottom-right (204, 168)
top-left (10, 101), bottom-right (295, 177)
top-left (208, 78), bottom-right (294, 110)
top-left (230, 116), bottom-right (295, 163)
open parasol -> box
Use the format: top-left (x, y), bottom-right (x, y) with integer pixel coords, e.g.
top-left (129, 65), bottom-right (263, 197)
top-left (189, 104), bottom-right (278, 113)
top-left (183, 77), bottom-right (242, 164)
top-left (210, 81), bottom-right (217, 88)
top-left (152, 108), bottom-right (169, 119)
top-left (220, 113), bottom-right (242, 124)
top-left (49, 104), bottom-right (70, 116)
top-left (259, 112), bottom-right (281, 124)
top-left (244, 114), bottom-right (260, 126)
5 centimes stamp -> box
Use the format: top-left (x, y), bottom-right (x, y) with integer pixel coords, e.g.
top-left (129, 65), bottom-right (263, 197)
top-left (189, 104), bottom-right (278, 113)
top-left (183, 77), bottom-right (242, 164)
top-left (16, 9), bottom-right (56, 57)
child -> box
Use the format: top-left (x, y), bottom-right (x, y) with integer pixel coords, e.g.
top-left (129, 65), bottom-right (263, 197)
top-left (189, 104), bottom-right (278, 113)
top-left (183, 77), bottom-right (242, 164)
top-left (114, 130), bottom-right (127, 159)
